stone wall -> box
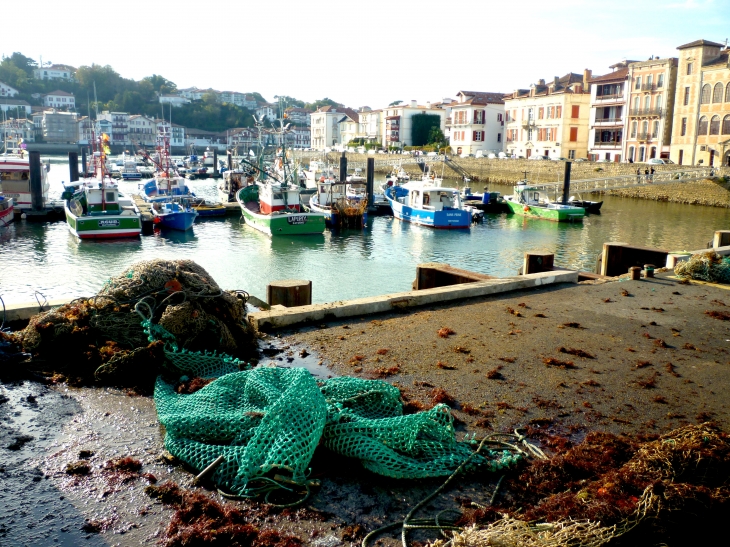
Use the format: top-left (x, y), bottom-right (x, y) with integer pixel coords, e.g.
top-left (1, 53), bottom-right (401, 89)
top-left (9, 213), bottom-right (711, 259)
top-left (604, 179), bottom-right (730, 208)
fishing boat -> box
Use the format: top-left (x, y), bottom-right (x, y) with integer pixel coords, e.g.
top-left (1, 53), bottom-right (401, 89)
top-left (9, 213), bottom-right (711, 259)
top-left (236, 120), bottom-right (325, 236)
top-left (192, 202), bottom-right (227, 217)
top-left (307, 180), bottom-right (367, 228)
top-left (303, 159), bottom-right (338, 189)
top-left (219, 166), bottom-right (254, 203)
top-left (0, 150), bottom-right (54, 213)
top-left (346, 168), bottom-right (366, 183)
top-left (385, 180), bottom-right (471, 229)
top-left (120, 153), bottom-right (142, 180)
top-left (0, 196), bottom-right (13, 227)
top-left (203, 147), bottom-right (216, 167)
top-left (63, 134), bottom-right (142, 239)
top-left (504, 181), bottom-right (585, 222)
top-left (150, 200), bottom-right (198, 230)
top-left (139, 126), bottom-right (193, 201)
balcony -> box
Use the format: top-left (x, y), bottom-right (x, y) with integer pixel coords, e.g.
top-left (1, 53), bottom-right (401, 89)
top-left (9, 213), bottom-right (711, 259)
top-left (635, 132), bottom-right (658, 141)
top-left (641, 83), bottom-right (656, 92)
top-left (592, 140), bottom-right (622, 148)
top-left (593, 117), bottom-right (622, 125)
top-left (595, 93), bottom-right (623, 101)
top-left (628, 107), bottom-right (663, 117)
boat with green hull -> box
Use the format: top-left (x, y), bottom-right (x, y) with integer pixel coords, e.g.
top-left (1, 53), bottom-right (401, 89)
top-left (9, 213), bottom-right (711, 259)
top-left (504, 182), bottom-right (585, 222)
top-left (236, 184), bottom-right (325, 236)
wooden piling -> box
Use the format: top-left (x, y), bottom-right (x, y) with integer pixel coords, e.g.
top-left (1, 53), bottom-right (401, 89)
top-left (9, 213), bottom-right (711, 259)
top-left (561, 161), bottom-right (572, 205)
top-left (339, 151), bottom-right (347, 182)
top-left (266, 280), bottom-right (312, 307)
top-left (366, 157), bottom-right (375, 209)
top-left (29, 151), bottom-right (43, 210)
top-left (523, 252), bottom-right (555, 275)
top-left (69, 152), bottom-right (79, 182)
top-left (213, 149), bottom-right (219, 177)
top-left (81, 147), bottom-right (88, 176)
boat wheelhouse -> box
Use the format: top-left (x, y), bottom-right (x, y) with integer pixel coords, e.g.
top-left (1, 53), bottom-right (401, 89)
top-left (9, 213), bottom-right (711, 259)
top-left (385, 180), bottom-right (471, 229)
top-left (504, 181), bottom-right (585, 222)
top-left (0, 152), bottom-right (51, 212)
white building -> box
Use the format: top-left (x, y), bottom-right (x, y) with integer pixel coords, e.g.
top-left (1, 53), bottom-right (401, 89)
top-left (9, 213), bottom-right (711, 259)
top-left (43, 90), bottom-right (75, 110)
top-left (380, 100), bottom-right (449, 149)
top-left (0, 98), bottom-right (31, 116)
top-left (284, 107), bottom-right (311, 126)
top-left (256, 103), bottom-right (277, 123)
top-left (587, 62), bottom-right (632, 162)
top-left (159, 94), bottom-right (191, 108)
top-left (178, 87), bottom-right (209, 101)
top-left (77, 116), bottom-right (93, 145)
top-left (97, 111), bottom-right (130, 146)
top-left (217, 91), bottom-right (257, 109)
top-left (0, 119), bottom-right (35, 145)
top-left (0, 81), bottom-right (19, 97)
top-left (359, 108), bottom-right (381, 144)
top-left (33, 64), bottom-right (75, 81)
top-left (128, 115), bottom-right (157, 146)
top-left (310, 106), bottom-right (358, 150)
top-left (448, 91), bottom-right (505, 155)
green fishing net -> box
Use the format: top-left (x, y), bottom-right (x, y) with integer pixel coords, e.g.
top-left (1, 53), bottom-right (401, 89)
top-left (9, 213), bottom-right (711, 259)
top-left (675, 252), bottom-right (730, 284)
top-left (153, 349), bottom-right (521, 499)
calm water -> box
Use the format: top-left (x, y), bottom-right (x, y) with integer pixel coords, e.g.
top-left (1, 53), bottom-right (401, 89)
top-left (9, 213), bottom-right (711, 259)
top-left (1, 157), bottom-right (729, 305)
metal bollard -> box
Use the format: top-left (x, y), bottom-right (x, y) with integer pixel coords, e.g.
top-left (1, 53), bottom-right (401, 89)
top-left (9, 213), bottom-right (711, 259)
top-left (644, 264), bottom-right (655, 278)
top-left (629, 266), bottom-right (642, 280)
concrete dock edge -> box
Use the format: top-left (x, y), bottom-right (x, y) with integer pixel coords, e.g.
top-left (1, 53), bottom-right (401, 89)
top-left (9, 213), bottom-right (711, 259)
top-left (248, 270), bottom-right (579, 330)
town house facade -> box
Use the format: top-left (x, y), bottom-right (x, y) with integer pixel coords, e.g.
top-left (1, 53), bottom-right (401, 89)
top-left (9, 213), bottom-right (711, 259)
top-left (588, 63), bottom-right (631, 162)
top-left (448, 91), bottom-right (505, 155)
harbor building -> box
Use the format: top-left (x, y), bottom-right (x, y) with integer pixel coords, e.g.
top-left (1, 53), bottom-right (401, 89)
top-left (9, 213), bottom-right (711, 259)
top-left (587, 62), bottom-right (632, 162)
top-left (0, 81), bottom-right (19, 97)
top-left (379, 101), bottom-right (448, 150)
top-left (42, 90), bottom-right (76, 110)
top-left (0, 118), bottom-right (35, 145)
top-left (284, 107), bottom-right (312, 126)
top-left (310, 106), bottom-right (358, 150)
top-left (624, 57), bottom-right (678, 163)
top-left (670, 39), bottom-right (730, 167)
top-left (77, 116), bottom-right (93, 145)
top-left (98, 111), bottom-right (130, 146)
top-left (448, 91), bottom-right (505, 156)
top-left (159, 94), bottom-right (191, 108)
top-left (155, 120), bottom-right (186, 148)
top-left (128, 115), bottom-right (157, 147)
top-left (504, 71), bottom-right (592, 159)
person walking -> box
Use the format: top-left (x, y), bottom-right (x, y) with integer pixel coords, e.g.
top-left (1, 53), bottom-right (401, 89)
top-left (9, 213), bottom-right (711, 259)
top-left (636, 167), bottom-right (642, 184)
top-left (645, 168), bottom-right (650, 184)
top-left (649, 166), bottom-right (655, 183)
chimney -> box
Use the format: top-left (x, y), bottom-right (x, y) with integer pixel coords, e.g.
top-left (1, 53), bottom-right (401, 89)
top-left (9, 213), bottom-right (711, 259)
top-left (410, 100), bottom-right (417, 107)
top-left (538, 79), bottom-right (545, 86)
top-left (553, 76), bottom-right (559, 86)
top-left (583, 69), bottom-right (592, 88)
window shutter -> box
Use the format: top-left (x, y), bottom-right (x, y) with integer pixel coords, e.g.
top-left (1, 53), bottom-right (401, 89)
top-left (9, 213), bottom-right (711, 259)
top-left (570, 127), bottom-right (578, 141)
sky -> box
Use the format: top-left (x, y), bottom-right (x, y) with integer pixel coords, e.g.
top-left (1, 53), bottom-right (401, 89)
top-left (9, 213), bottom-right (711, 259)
top-left (3, 0), bottom-right (729, 109)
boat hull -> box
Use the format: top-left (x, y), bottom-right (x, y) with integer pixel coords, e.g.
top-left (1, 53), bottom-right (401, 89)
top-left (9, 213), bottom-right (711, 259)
top-left (504, 199), bottom-right (585, 222)
top-left (236, 187), bottom-right (325, 236)
top-left (0, 201), bottom-right (14, 226)
top-left (65, 207), bottom-right (142, 239)
top-left (194, 204), bottom-right (227, 217)
top-left (152, 210), bottom-right (198, 230)
top-left (385, 189), bottom-right (470, 229)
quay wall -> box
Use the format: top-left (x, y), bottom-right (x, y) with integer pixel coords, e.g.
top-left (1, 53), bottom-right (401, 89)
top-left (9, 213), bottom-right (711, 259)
top-left (302, 152), bottom-right (730, 207)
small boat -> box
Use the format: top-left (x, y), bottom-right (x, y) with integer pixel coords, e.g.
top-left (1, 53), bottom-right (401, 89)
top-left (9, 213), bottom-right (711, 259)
top-left (219, 166), bottom-right (255, 203)
top-left (203, 147), bottom-right (216, 167)
top-left (0, 196), bottom-right (13, 227)
top-left (308, 180), bottom-right (367, 228)
top-left (120, 154), bottom-right (142, 180)
top-left (0, 150), bottom-right (53, 213)
top-left (566, 197), bottom-right (603, 214)
top-left (150, 200), bottom-right (198, 230)
top-left (346, 168), bottom-right (366, 183)
top-left (63, 135), bottom-right (142, 239)
top-left (192, 202), bottom-right (227, 217)
top-left (385, 180), bottom-right (471, 229)
top-left (504, 181), bottom-right (585, 222)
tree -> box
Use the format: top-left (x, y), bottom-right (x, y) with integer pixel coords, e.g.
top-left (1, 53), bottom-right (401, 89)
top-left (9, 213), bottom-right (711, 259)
top-left (303, 97), bottom-right (340, 111)
top-left (142, 74), bottom-right (177, 96)
top-left (428, 127), bottom-right (447, 149)
top-left (388, 100), bottom-right (403, 107)
top-left (411, 113), bottom-right (441, 147)
top-left (274, 95), bottom-right (304, 108)
top-left (250, 92), bottom-right (267, 104)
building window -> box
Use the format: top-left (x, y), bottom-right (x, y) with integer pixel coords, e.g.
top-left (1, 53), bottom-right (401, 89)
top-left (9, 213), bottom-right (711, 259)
top-left (631, 121), bottom-right (638, 137)
top-left (556, 106), bottom-right (562, 118)
top-left (628, 146), bottom-right (635, 161)
top-left (698, 116), bottom-right (708, 134)
top-left (713, 83), bottom-right (724, 103)
top-left (710, 115), bottom-right (720, 135)
top-left (653, 121), bottom-right (659, 138)
top-left (701, 84), bottom-right (711, 104)
top-left (642, 121), bottom-right (649, 136)
top-left (644, 96), bottom-right (651, 110)
top-left (657, 74), bottom-right (664, 88)
top-left (639, 146), bottom-right (645, 162)
top-left (571, 105), bottom-right (580, 118)
top-left (633, 96), bottom-right (640, 111)
top-left (538, 107), bottom-right (544, 119)
top-left (650, 147), bottom-right (657, 159)
top-left (687, 62), bottom-right (693, 75)
top-left (635, 76), bottom-right (642, 90)
top-left (684, 87), bottom-right (690, 106)
top-left (681, 117), bottom-right (687, 136)
top-left (678, 149), bottom-right (684, 165)
top-left (723, 115), bottom-right (730, 135)
top-left (497, 133), bottom-right (501, 142)
top-left (656, 95), bottom-right (663, 111)
top-left (569, 127), bottom-right (578, 141)
top-left (568, 150), bottom-right (575, 159)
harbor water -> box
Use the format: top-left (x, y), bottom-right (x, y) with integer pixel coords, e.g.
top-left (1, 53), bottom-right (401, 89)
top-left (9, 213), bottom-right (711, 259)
top-left (1, 157), bottom-right (729, 306)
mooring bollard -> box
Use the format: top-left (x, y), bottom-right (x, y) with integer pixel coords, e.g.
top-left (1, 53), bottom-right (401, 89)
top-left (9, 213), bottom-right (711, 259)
top-left (523, 252), bottom-right (555, 275)
top-left (266, 280), bottom-right (312, 307)
top-left (629, 266), bottom-right (642, 280)
top-left (644, 264), bottom-right (655, 278)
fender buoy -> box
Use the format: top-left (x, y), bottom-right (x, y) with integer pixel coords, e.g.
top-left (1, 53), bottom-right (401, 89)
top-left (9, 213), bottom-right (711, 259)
top-left (523, 206), bottom-right (530, 212)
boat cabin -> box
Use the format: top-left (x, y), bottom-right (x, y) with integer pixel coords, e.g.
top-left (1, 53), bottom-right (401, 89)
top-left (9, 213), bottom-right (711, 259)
top-left (258, 183), bottom-right (301, 214)
top-left (316, 182), bottom-right (346, 206)
top-left (407, 188), bottom-right (461, 211)
top-left (513, 183), bottom-right (548, 206)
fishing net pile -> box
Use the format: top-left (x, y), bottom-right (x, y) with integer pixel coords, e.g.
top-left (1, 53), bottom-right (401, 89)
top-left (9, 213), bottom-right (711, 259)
top-left (155, 359), bottom-right (521, 504)
top-left (433, 423), bottom-right (730, 547)
top-left (674, 251), bottom-right (730, 284)
top-left (15, 259), bottom-right (254, 388)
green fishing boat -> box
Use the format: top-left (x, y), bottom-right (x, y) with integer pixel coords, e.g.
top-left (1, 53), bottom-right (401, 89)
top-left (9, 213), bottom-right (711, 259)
top-left (236, 184), bottom-right (325, 236)
top-left (504, 181), bottom-right (585, 222)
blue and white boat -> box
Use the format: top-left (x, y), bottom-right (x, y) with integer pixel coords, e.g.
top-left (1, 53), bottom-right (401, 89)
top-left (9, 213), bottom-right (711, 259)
top-left (385, 180), bottom-right (471, 229)
top-left (140, 175), bottom-right (192, 202)
top-left (150, 200), bottom-right (198, 230)
top-left (120, 154), bottom-right (141, 180)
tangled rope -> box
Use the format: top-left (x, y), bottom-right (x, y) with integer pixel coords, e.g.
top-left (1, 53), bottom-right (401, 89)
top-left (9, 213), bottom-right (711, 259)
top-left (674, 251), bottom-right (730, 284)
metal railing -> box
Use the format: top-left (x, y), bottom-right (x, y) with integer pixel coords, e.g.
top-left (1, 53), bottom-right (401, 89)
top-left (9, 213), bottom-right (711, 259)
top-left (592, 140), bottom-right (622, 147)
top-left (629, 107), bottom-right (663, 117)
top-left (595, 93), bottom-right (623, 100)
top-left (641, 83), bottom-right (656, 92)
top-left (593, 117), bottom-right (622, 124)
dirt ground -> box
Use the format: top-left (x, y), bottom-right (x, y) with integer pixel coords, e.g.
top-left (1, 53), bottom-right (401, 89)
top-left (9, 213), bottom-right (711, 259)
top-left (2, 274), bottom-right (729, 546)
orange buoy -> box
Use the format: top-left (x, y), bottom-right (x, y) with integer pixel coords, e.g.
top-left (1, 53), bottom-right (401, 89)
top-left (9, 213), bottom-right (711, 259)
top-left (523, 206), bottom-right (530, 212)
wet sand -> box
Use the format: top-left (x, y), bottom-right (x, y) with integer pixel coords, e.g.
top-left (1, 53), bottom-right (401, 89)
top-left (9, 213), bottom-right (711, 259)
top-left (2, 274), bottom-right (729, 545)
